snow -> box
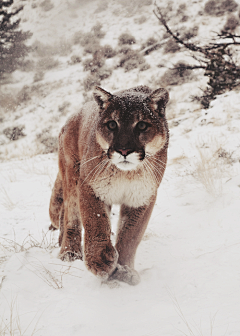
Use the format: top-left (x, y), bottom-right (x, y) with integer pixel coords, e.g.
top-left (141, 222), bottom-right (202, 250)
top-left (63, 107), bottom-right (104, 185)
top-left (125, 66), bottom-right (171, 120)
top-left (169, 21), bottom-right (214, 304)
top-left (1, 0), bottom-right (240, 335)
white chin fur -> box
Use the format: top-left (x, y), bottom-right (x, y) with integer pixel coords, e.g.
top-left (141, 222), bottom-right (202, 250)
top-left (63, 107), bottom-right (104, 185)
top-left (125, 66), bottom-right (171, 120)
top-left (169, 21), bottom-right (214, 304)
top-left (111, 152), bottom-right (140, 171)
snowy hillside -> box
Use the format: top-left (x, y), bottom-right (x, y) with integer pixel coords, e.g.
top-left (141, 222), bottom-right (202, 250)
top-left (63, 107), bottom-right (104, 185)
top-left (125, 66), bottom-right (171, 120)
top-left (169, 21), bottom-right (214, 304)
top-left (0, 0), bottom-right (240, 335)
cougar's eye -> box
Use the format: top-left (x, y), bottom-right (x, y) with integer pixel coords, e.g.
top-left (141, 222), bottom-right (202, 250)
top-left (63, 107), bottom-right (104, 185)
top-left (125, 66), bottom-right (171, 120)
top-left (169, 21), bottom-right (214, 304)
top-left (137, 121), bottom-right (148, 131)
top-left (107, 120), bottom-right (117, 131)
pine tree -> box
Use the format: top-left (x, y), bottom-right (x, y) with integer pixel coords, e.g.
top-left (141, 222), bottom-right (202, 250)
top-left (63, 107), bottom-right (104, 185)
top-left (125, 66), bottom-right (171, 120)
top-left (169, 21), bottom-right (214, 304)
top-left (0, 0), bottom-right (32, 79)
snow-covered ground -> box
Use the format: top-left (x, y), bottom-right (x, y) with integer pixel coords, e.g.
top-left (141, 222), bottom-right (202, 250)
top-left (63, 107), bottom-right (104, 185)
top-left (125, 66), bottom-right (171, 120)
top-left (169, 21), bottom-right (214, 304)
top-left (0, 0), bottom-right (240, 335)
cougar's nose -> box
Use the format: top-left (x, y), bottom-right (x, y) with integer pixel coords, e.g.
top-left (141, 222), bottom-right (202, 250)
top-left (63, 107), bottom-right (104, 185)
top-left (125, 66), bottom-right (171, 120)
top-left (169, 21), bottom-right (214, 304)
top-left (117, 148), bottom-right (133, 157)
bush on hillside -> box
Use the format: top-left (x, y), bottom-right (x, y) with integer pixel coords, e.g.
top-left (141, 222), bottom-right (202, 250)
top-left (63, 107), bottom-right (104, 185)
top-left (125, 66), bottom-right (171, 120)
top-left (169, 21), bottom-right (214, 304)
top-left (118, 33), bottom-right (136, 45)
top-left (91, 23), bottom-right (106, 39)
top-left (83, 74), bottom-right (101, 91)
top-left (119, 49), bottom-right (145, 72)
top-left (3, 126), bottom-right (26, 141)
top-left (101, 45), bottom-right (117, 58)
top-left (39, 0), bottom-right (54, 12)
top-left (222, 15), bottom-right (240, 32)
top-left (163, 38), bottom-right (180, 54)
top-left (161, 62), bottom-right (194, 86)
top-left (204, 0), bottom-right (238, 16)
top-left (37, 57), bottom-right (59, 70)
top-left (134, 16), bottom-right (147, 24)
top-left (32, 40), bottom-right (72, 57)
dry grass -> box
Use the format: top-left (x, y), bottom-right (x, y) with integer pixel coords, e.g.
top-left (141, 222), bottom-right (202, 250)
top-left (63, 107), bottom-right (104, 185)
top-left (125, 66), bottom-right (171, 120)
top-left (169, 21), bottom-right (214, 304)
top-left (195, 148), bottom-right (223, 196)
top-left (167, 288), bottom-right (219, 336)
top-left (0, 297), bottom-right (41, 336)
top-left (0, 187), bottom-right (20, 211)
top-left (194, 137), bottom-right (234, 197)
top-left (0, 230), bottom-right (58, 254)
top-left (23, 258), bottom-right (65, 289)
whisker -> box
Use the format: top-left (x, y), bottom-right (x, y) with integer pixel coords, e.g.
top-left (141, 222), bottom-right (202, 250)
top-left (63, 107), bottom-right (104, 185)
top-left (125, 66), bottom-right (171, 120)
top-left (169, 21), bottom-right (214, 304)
top-left (145, 156), bottom-right (166, 170)
top-left (145, 160), bottom-right (160, 184)
top-left (92, 161), bottom-right (111, 184)
top-left (145, 154), bottom-right (166, 166)
top-left (143, 161), bottom-right (158, 186)
top-left (89, 160), bottom-right (109, 184)
top-left (80, 159), bottom-right (108, 187)
top-left (148, 160), bottom-right (165, 181)
top-left (81, 155), bottom-right (105, 167)
top-left (147, 158), bottom-right (166, 171)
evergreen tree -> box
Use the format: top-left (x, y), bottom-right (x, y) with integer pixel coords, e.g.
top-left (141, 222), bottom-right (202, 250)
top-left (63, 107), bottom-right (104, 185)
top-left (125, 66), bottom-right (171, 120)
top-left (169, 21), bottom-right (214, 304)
top-left (0, 0), bottom-right (32, 79)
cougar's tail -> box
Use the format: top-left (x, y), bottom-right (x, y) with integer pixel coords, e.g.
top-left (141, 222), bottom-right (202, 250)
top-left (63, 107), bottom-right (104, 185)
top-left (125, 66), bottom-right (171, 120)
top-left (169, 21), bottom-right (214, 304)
top-left (49, 173), bottom-right (63, 230)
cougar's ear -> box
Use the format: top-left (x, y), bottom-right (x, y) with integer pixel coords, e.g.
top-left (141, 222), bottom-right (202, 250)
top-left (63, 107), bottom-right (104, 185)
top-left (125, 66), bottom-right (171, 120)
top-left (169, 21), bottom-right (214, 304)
top-left (93, 86), bottom-right (113, 109)
top-left (148, 88), bottom-right (169, 115)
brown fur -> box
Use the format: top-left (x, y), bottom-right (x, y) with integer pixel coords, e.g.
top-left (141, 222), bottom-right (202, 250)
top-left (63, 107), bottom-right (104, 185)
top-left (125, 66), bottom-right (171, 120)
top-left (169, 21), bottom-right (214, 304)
top-left (49, 85), bottom-right (169, 285)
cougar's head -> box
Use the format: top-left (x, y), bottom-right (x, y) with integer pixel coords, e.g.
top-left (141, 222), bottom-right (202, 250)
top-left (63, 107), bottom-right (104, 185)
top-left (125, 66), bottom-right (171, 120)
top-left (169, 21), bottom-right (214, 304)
top-left (94, 86), bottom-right (169, 171)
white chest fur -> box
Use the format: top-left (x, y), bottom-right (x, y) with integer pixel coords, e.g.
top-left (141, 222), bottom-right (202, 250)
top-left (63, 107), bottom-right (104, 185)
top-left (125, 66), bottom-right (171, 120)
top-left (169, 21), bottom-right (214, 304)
top-left (90, 166), bottom-right (157, 208)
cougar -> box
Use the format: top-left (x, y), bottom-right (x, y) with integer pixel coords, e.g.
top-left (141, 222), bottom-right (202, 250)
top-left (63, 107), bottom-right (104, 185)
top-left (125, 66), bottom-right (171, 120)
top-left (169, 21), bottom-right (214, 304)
top-left (49, 85), bottom-right (169, 285)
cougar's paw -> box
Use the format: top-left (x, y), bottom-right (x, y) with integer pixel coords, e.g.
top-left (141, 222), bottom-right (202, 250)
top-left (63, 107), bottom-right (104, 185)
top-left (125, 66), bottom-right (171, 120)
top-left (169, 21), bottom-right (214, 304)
top-left (85, 245), bottom-right (118, 279)
top-left (49, 223), bottom-right (58, 231)
top-left (59, 250), bottom-right (83, 262)
top-left (108, 264), bottom-right (141, 286)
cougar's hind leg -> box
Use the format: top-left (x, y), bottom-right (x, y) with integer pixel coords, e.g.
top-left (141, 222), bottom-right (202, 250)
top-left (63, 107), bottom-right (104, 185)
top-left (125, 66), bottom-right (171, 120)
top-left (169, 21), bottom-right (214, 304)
top-left (58, 205), bottom-right (65, 246)
top-left (59, 163), bottom-right (83, 262)
top-left (59, 191), bottom-right (82, 261)
top-left (49, 173), bottom-right (63, 230)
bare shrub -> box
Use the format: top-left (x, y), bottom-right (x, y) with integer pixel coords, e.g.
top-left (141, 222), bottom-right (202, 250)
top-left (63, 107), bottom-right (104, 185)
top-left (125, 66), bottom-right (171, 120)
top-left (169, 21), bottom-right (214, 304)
top-left (123, 59), bottom-right (139, 71)
top-left (182, 26), bottom-right (199, 40)
top-left (94, 1), bottom-right (108, 13)
top-left (204, 0), bottom-right (238, 16)
top-left (69, 55), bottom-right (81, 65)
top-left (84, 41), bottom-right (101, 55)
top-left (83, 56), bottom-right (105, 72)
top-left (119, 49), bottom-right (145, 71)
top-left (73, 24), bottom-right (105, 53)
top-left (223, 15), bottom-right (240, 31)
top-left (37, 128), bottom-right (58, 153)
top-left (40, 0), bottom-right (54, 11)
top-left (17, 85), bottom-right (32, 104)
top-left (163, 38), bottom-right (180, 54)
top-left (58, 101), bottom-right (71, 115)
top-left (3, 126), bottom-right (26, 141)
top-left (160, 62), bottom-right (194, 86)
top-left (118, 33), bottom-right (136, 45)
top-left (181, 15), bottom-right (189, 22)
top-left (73, 31), bottom-right (100, 54)
top-left (83, 74), bottom-right (101, 91)
top-left (154, 5), bottom-right (240, 108)
top-left (134, 15), bottom-right (147, 24)
top-left (118, 45), bottom-right (131, 55)
top-left (20, 59), bottom-right (35, 72)
top-left (97, 67), bottom-right (112, 79)
top-left (33, 71), bottom-right (44, 82)
top-left (101, 45), bottom-right (117, 58)
top-left (177, 3), bottom-right (186, 14)
top-left (139, 63), bottom-right (150, 71)
top-left (32, 40), bottom-right (72, 57)
top-left (140, 0), bottom-right (152, 5)
top-left (37, 57), bottom-right (59, 71)
top-left (91, 23), bottom-right (106, 39)
top-left (141, 37), bottom-right (158, 49)
top-left (0, 92), bottom-right (18, 112)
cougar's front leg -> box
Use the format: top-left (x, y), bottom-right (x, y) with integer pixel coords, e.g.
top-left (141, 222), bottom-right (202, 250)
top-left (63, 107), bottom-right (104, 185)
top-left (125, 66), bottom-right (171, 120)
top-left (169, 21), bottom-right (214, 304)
top-left (112, 195), bottom-right (156, 284)
top-left (78, 182), bottom-right (118, 279)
